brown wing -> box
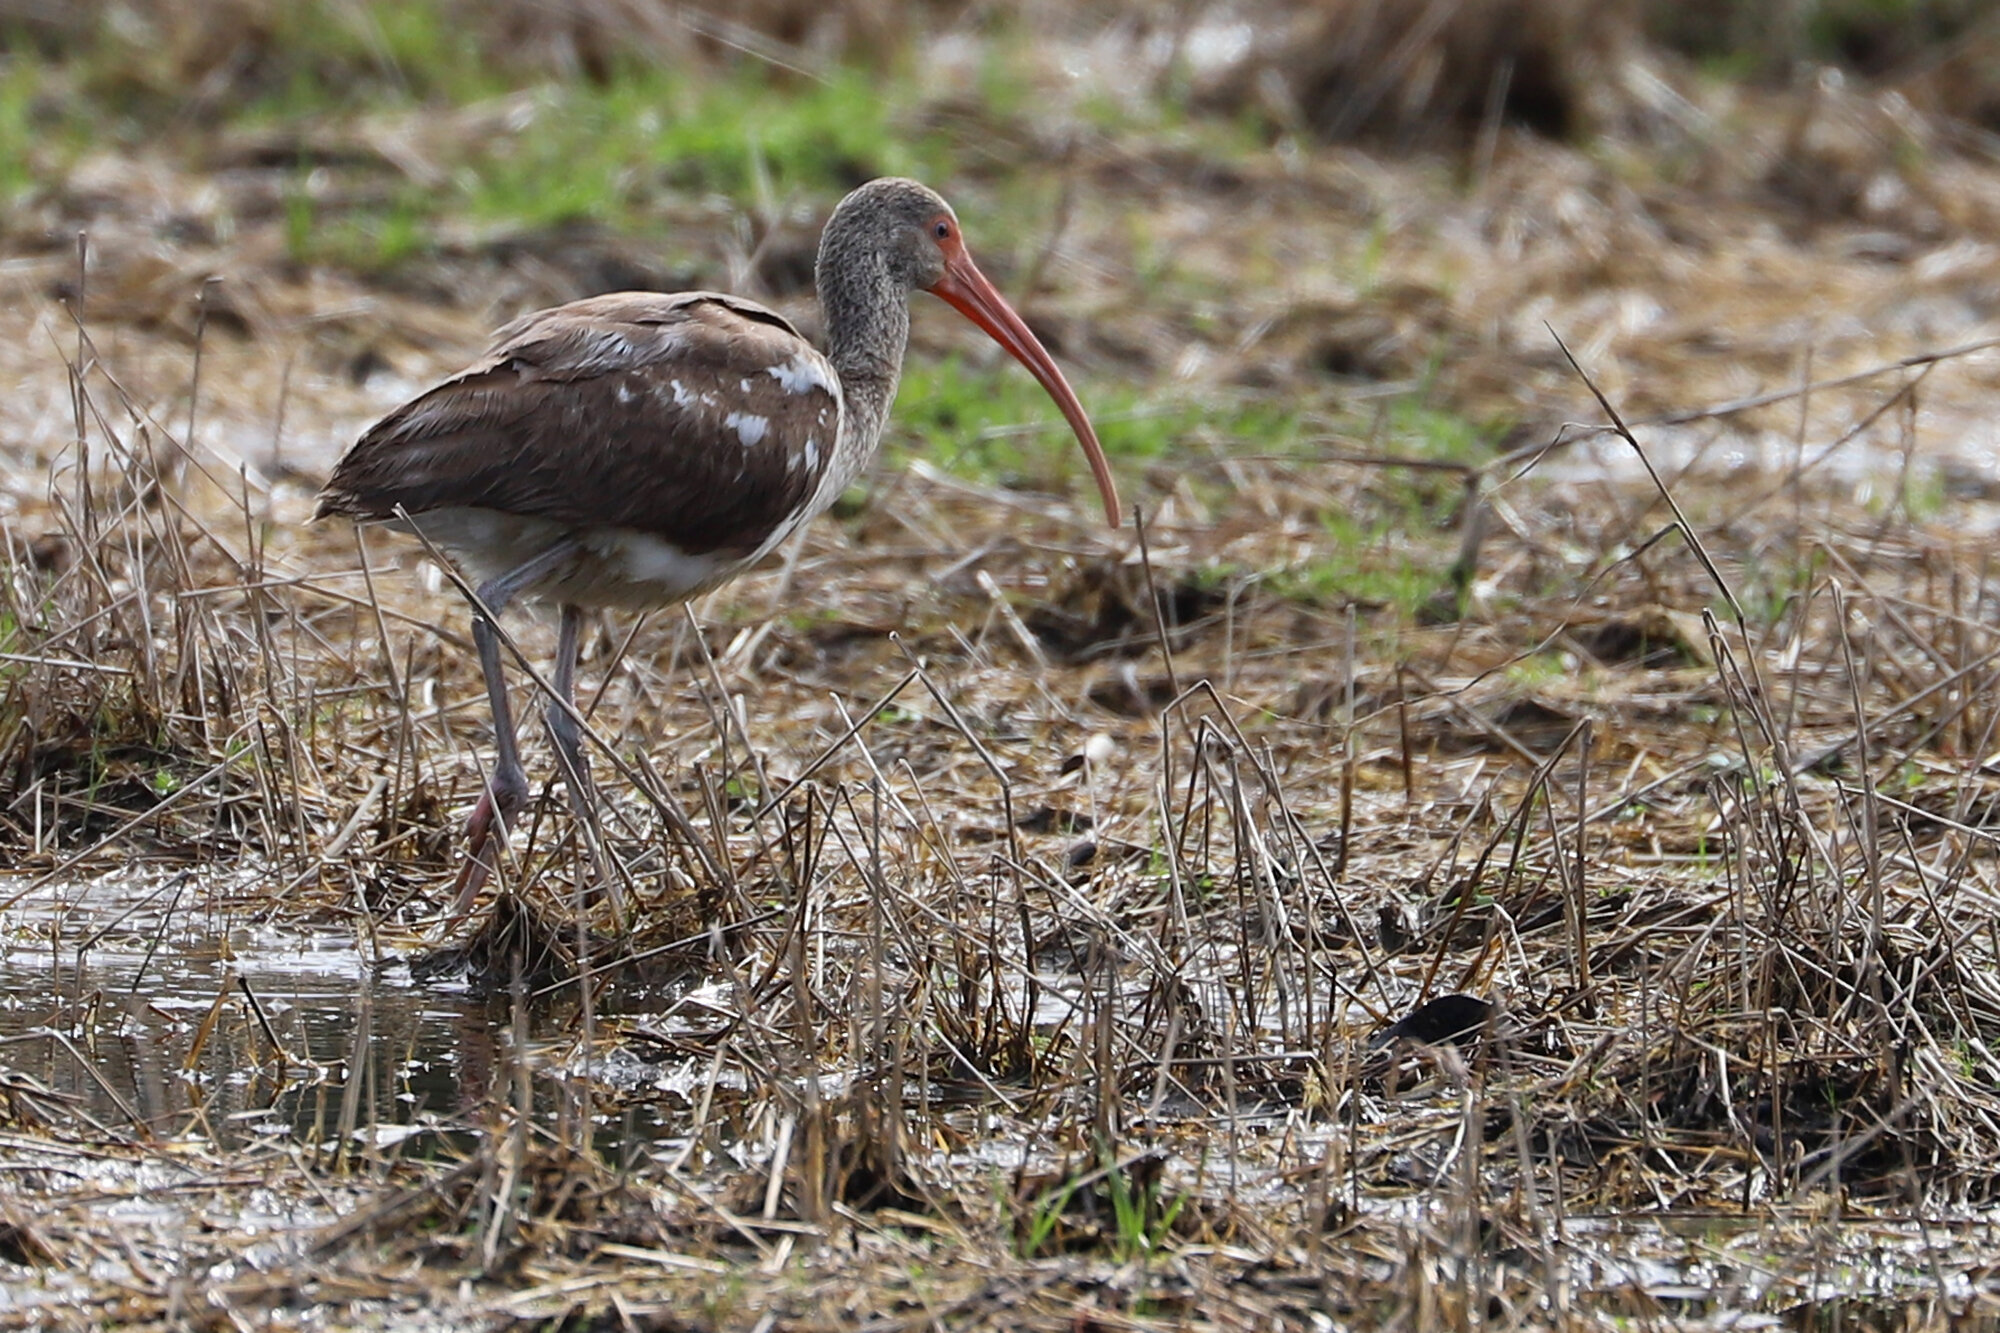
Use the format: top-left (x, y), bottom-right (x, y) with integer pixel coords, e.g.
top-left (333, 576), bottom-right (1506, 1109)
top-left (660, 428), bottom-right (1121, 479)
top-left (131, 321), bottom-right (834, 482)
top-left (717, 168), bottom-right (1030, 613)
top-left (316, 292), bottom-right (843, 558)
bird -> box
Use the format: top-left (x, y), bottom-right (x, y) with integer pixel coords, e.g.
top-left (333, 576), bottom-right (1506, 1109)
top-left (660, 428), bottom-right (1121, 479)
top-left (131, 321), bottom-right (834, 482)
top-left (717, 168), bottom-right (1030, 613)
top-left (1367, 994), bottom-right (1497, 1051)
top-left (316, 177), bottom-right (1123, 926)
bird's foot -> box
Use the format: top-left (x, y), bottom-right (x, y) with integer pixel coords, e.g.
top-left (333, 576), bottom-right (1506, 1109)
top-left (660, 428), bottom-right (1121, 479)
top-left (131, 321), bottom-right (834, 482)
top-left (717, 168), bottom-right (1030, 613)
top-left (443, 770), bottom-right (529, 925)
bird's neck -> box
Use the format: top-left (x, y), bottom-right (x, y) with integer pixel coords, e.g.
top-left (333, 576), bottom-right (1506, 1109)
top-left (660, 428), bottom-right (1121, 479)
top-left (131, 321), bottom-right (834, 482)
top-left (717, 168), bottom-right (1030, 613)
top-left (818, 251), bottom-right (909, 472)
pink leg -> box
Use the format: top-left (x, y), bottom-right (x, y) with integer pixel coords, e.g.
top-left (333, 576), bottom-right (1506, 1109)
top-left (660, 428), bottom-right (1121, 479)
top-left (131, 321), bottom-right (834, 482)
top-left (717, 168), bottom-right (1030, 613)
top-left (548, 604), bottom-right (626, 927)
top-left (444, 607), bottom-right (532, 923)
top-left (441, 541), bottom-right (577, 926)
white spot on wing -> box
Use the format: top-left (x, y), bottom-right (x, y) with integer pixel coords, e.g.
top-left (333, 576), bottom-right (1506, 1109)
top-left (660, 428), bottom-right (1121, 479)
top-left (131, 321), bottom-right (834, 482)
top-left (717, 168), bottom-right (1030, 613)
top-left (804, 438), bottom-right (820, 472)
top-left (616, 382), bottom-right (635, 404)
top-left (670, 379), bottom-right (695, 408)
top-left (766, 352), bottom-right (836, 397)
top-left (726, 412), bottom-right (770, 448)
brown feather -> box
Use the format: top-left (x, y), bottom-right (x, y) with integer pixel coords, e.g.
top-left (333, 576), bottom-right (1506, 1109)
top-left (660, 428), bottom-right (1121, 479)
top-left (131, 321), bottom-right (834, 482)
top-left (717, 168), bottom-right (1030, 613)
top-left (317, 292), bottom-right (843, 559)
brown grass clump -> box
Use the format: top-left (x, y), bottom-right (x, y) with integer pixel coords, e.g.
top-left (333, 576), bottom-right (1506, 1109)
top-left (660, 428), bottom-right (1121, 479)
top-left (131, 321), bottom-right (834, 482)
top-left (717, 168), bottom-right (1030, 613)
top-left (1203, 0), bottom-right (2000, 155)
top-left (1208, 0), bottom-right (1640, 148)
top-left (1896, 17), bottom-right (2000, 130)
top-left (1648, 0), bottom-right (1993, 86)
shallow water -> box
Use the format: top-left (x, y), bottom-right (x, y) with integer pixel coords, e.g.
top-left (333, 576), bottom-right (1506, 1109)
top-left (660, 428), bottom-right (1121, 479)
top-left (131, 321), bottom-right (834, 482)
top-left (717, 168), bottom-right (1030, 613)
top-left (0, 868), bottom-right (690, 1155)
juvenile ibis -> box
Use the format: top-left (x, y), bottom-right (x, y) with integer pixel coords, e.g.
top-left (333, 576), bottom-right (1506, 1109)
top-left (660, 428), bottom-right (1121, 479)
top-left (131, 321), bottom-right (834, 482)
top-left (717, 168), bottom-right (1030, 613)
top-left (316, 177), bottom-right (1122, 923)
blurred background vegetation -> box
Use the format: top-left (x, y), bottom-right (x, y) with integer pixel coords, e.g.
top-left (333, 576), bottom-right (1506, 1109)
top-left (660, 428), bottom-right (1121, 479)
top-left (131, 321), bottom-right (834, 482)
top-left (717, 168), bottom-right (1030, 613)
top-left (2, 0), bottom-right (1994, 128)
top-left (1, 0), bottom-right (1991, 260)
top-left (0, 0), bottom-right (1994, 614)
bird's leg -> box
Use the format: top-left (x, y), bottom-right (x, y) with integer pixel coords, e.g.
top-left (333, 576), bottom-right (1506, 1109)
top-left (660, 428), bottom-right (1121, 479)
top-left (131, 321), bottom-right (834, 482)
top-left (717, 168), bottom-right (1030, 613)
top-left (444, 540), bottom-right (579, 924)
top-left (445, 607), bottom-right (531, 921)
top-left (548, 604), bottom-right (590, 803)
top-left (548, 603), bottom-right (626, 928)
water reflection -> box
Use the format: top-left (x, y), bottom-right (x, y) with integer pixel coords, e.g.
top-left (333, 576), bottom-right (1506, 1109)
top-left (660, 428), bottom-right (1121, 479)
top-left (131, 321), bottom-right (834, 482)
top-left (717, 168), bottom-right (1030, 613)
top-left (0, 871), bottom-right (685, 1155)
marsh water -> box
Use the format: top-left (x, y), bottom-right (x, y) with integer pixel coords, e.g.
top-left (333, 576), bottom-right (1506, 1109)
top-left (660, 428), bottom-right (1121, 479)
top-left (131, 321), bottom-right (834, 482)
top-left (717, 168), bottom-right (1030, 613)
top-left (8, 870), bottom-right (2000, 1330)
top-left (0, 869), bottom-right (701, 1157)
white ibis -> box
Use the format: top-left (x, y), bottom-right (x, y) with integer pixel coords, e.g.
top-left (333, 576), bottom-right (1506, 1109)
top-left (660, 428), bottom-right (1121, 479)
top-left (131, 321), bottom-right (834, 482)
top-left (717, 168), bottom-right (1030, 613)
top-left (316, 177), bottom-right (1123, 924)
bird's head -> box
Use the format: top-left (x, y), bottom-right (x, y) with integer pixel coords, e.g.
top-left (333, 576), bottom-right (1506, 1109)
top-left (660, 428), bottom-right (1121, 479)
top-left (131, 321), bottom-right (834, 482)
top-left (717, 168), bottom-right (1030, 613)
top-left (822, 177), bottom-right (1122, 528)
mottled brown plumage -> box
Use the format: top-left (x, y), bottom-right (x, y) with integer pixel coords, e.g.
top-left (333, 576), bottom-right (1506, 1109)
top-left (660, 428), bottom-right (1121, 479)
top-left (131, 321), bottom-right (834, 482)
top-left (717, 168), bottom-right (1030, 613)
top-left (318, 293), bottom-right (840, 584)
top-left (316, 177), bottom-right (1121, 931)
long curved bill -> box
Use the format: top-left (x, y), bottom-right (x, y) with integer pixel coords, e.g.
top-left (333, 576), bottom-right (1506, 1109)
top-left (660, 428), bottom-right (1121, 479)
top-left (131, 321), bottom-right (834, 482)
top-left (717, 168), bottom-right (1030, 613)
top-left (929, 245), bottom-right (1123, 528)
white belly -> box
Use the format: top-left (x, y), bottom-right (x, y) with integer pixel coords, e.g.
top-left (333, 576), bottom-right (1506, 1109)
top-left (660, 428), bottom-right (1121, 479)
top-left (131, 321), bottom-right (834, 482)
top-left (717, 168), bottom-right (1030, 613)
top-left (395, 507), bottom-right (760, 610)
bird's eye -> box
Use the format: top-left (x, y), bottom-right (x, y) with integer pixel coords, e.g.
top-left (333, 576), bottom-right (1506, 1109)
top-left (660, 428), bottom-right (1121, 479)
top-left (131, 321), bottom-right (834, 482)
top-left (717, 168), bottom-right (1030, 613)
top-left (933, 219), bottom-right (951, 240)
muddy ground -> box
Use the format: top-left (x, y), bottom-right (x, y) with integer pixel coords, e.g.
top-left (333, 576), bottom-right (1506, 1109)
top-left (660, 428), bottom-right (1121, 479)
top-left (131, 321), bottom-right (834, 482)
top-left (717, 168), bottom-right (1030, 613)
top-left (6, 4), bottom-right (2000, 1329)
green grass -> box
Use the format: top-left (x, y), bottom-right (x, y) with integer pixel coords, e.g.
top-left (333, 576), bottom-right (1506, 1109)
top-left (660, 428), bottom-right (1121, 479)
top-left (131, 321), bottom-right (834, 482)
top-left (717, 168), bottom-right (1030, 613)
top-left (0, 62), bottom-right (42, 205)
top-left (1726, 547), bottom-right (1819, 632)
top-left (1016, 1148), bottom-right (1185, 1262)
top-left (1104, 1154), bottom-right (1184, 1261)
top-left (2, 0), bottom-right (1270, 290)
top-left (4, 0), bottom-right (952, 273)
top-left (68, 1), bottom-right (507, 122)
top-left (0, 57), bottom-right (95, 208)
top-left (1385, 397), bottom-right (1488, 465)
top-left (471, 68), bottom-right (942, 230)
top-left (243, 0), bottom-right (501, 115)
top-left (891, 357), bottom-right (1158, 493)
top-left (890, 358), bottom-right (1304, 499)
top-left (1647, 0), bottom-right (1986, 74)
top-left (280, 62), bottom-right (949, 270)
top-left (890, 359), bottom-right (1489, 621)
top-left (1264, 397), bottom-right (1494, 617)
top-left (284, 174), bottom-right (434, 273)
top-left (1506, 650), bottom-right (1571, 690)
top-left (1900, 464), bottom-right (1948, 522)
top-left (1264, 512), bottom-right (1444, 617)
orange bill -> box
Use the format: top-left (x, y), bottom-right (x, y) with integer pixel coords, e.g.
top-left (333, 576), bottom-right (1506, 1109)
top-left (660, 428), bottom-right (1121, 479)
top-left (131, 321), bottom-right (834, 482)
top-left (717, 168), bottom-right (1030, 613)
top-left (929, 243), bottom-right (1123, 528)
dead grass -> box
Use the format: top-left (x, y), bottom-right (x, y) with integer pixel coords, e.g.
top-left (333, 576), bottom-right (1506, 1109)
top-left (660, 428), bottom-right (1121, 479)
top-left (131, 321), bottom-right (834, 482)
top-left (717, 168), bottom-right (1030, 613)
top-left (7, 6), bottom-right (2000, 1330)
top-left (8, 258), bottom-right (2000, 1326)
top-left (1200, 0), bottom-right (2000, 152)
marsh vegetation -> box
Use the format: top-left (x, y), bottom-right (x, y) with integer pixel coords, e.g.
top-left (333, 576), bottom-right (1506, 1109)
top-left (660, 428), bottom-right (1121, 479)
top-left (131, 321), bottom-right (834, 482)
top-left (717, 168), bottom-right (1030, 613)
top-left (4, 1), bottom-right (2000, 1327)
